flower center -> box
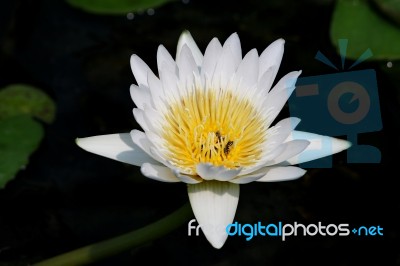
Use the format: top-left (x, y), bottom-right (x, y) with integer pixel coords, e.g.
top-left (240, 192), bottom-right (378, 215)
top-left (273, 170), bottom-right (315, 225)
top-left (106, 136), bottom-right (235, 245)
top-left (162, 88), bottom-right (266, 174)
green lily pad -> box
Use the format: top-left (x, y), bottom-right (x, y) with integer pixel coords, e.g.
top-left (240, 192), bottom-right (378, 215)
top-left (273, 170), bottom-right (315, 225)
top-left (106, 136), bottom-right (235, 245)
top-left (373, 0), bottom-right (400, 26)
top-left (66, 0), bottom-right (174, 15)
top-left (0, 116), bottom-right (44, 189)
top-left (331, 0), bottom-right (400, 60)
top-left (0, 84), bottom-right (56, 123)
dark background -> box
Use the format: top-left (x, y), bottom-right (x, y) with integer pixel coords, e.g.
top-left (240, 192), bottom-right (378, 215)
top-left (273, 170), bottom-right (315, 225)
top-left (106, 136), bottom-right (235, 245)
top-left (0, 0), bottom-right (398, 265)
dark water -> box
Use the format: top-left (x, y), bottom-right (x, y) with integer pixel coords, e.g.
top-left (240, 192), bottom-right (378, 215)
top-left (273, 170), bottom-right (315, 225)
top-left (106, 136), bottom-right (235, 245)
top-left (0, 0), bottom-right (398, 265)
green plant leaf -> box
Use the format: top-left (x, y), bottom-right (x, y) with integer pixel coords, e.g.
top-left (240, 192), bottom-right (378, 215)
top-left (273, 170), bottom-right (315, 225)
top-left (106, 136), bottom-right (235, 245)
top-left (66, 0), bottom-right (174, 15)
top-left (0, 116), bottom-right (44, 189)
top-left (0, 84), bottom-right (56, 123)
top-left (331, 0), bottom-right (400, 60)
top-left (373, 0), bottom-right (400, 26)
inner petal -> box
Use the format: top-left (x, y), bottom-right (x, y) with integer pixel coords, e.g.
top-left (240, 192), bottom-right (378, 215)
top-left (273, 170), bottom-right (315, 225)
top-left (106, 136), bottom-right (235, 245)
top-left (161, 87), bottom-right (267, 175)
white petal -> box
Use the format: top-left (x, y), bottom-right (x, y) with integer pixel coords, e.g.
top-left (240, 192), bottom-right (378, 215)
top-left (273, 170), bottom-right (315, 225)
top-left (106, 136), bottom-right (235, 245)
top-left (269, 70), bottom-right (302, 93)
top-left (264, 139), bottom-right (310, 166)
top-left (147, 71), bottom-right (166, 112)
top-left (201, 38), bottom-right (222, 80)
top-left (235, 117), bottom-right (300, 176)
top-left (159, 65), bottom-right (180, 103)
top-left (257, 66), bottom-right (277, 95)
top-left (177, 44), bottom-right (199, 86)
top-left (149, 145), bottom-right (170, 166)
top-left (145, 131), bottom-right (165, 152)
top-left (76, 133), bottom-right (158, 166)
top-left (257, 166), bottom-right (306, 182)
top-left (141, 163), bottom-right (180, 182)
top-left (230, 170), bottom-right (267, 184)
top-left (223, 33), bottom-right (242, 63)
top-left (285, 131), bottom-right (352, 165)
top-left (130, 55), bottom-right (153, 87)
top-left (234, 48), bottom-right (259, 92)
top-left (157, 45), bottom-right (177, 76)
top-left (130, 129), bottom-right (163, 163)
top-left (196, 163), bottom-right (241, 181)
top-left (176, 31), bottom-right (203, 67)
top-left (133, 107), bottom-right (162, 134)
top-left (130, 84), bottom-right (152, 109)
top-left (238, 141), bottom-right (287, 176)
top-left (172, 170), bottom-right (203, 184)
top-left (258, 39), bottom-right (285, 83)
top-left (143, 104), bottom-right (164, 134)
top-left (133, 108), bottom-right (151, 132)
top-left (188, 181), bottom-right (239, 249)
top-left (264, 71), bottom-right (302, 125)
top-left (265, 117), bottom-right (300, 151)
top-left (213, 33), bottom-right (242, 89)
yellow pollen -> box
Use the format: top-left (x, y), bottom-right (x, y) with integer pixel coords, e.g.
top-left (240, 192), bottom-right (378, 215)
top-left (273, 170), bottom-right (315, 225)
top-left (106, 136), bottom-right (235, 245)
top-left (162, 88), bottom-right (266, 174)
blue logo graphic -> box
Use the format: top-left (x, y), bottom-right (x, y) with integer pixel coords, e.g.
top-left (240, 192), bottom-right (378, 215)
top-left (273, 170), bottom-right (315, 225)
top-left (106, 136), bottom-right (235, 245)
top-left (289, 39), bottom-right (382, 168)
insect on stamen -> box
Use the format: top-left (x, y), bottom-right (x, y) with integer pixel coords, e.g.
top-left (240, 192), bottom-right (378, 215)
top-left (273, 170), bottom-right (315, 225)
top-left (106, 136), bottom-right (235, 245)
top-left (224, 140), bottom-right (234, 155)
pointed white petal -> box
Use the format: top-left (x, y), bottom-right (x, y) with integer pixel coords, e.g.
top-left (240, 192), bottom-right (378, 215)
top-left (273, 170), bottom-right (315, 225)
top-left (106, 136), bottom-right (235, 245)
top-left (130, 129), bottom-right (164, 164)
top-left (177, 44), bottom-right (199, 86)
top-left (201, 38), bottom-right (222, 79)
top-left (230, 170), bottom-right (267, 184)
top-left (238, 142), bottom-right (287, 176)
top-left (232, 117), bottom-right (300, 177)
top-left (130, 84), bottom-right (152, 109)
top-left (159, 64), bottom-right (180, 103)
top-left (142, 104), bottom-right (164, 134)
top-left (223, 33), bottom-right (242, 63)
top-left (188, 181), bottom-right (239, 249)
top-left (176, 31), bottom-right (203, 67)
top-left (265, 117), bottom-right (300, 151)
top-left (196, 163), bottom-right (241, 181)
top-left (256, 66), bottom-right (277, 96)
top-left (213, 33), bottom-right (242, 88)
top-left (147, 71), bottom-right (166, 112)
top-left (285, 131), bottom-right (352, 165)
top-left (130, 55), bottom-right (153, 87)
top-left (76, 133), bottom-right (158, 166)
top-left (264, 139), bottom-right (310, 166)
top-left (141, 163), bottom-right (180, 182)
top-left (234, 48), bottom-right (259, 92)
top-left (148, 145), bottom-right (170, 166)
top-left (269, 70), bottom-right (302, 93)
top-left (172, 170), bottom-right (203, 184)
top-left (157, 45), bottom-right (177, 76)
top-left (265, 71), bottom-right (302, 125)
top-left (133, 106), bottom-right (163, 134)
top-left (132, 108), bottom-right (151, 133)
top-left (257, 166), bottom-right (306, 182)
top-left (259, 39), bottom-right (285, 83)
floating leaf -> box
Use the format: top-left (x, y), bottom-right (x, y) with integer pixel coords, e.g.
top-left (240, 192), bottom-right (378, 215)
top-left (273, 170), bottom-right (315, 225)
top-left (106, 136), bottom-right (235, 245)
top-left (373, 0), bottom-right (400, 26)
top-left (0, 84), bottom-right (56, 123)
top-left (331, 0), bottom-right (400, 60)
top-left (66, 0), bottom-right (174, 15)
top-left (0, 116), bottom-right (44, 188)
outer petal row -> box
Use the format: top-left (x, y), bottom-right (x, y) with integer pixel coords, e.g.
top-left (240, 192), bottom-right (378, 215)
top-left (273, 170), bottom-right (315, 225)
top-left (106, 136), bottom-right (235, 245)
top-left (285, 131), bottom-right (352, 165)
top-left (188, 180), bottom-right (239, 249)
top-left (76, 133), bottom-right (159, 167)
top-left (231, 165), bottom-right (306, 184)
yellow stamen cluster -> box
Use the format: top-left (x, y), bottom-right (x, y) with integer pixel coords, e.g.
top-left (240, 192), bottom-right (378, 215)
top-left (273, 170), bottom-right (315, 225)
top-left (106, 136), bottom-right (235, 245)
top-left (162, 87), bottom-right (266, 174)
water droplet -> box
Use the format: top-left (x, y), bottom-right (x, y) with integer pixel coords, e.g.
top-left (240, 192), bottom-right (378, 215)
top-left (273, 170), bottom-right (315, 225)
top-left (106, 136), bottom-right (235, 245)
top-left (147, 9), bottom-right (155, 16)
top-left (387, 61), bottom-right (393, 68)
top-left (127, 13), bottom-right (134, 20)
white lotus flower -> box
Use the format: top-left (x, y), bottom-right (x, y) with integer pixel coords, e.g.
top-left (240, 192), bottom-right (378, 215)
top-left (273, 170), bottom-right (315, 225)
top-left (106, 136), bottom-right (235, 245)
top-left (76, 31), bottom-right (351, 249)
